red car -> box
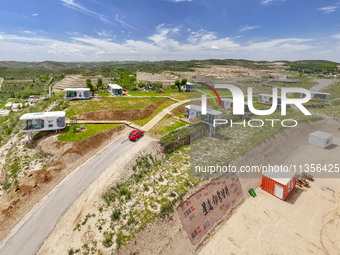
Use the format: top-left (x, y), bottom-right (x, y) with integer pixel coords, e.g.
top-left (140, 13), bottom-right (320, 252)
top-left (129, 129), bottom-right (144, 141)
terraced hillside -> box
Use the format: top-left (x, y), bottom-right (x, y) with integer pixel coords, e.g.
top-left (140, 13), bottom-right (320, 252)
top-left (53, 75), bottom-right (108, 93)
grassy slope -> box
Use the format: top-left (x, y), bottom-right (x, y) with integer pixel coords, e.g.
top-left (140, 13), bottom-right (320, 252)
top-left (58, 124), bottom-right (121, 142)
top-left (66, 97), bottom-right (164, 117)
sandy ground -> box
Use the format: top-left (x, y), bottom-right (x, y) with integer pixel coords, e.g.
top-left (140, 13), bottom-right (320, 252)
top-left (198, 121), bottom-right (340, 255)
top-left (114, 119), bottom-right (340, 255)
top-left (37, 136), bottom-right (159, 255)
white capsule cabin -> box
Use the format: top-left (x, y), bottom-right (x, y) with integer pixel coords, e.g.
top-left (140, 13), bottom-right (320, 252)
top-left (301, 92), bottom-right (330, 101)
top-left (20, 111), bottom-right (66, 132)
top-left (182, 82), bottom-right (196, 92)
top-left (221, 98), bottom-right (250, 112)
top-left (64, 88), bottom-right (91, 100)
top-left (258, 94), bottom-right (282, 105)
top-left (184, 105), bottom-right (202, 118)
top-left (108, 84), bottom-right (123, 96)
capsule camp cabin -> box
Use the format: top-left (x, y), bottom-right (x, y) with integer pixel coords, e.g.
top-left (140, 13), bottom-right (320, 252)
top-left (301, 92), bottom-right (330, 101)
top-left (261, 170), bottom-right (296, 201)
top-left (108, 84), bottom-right (123, 96)
top-left (258, 94), bottom-right (282, 105)
top-left (201, 108), bottom-right (223, 125)
top-left (221, 98), bottom-right (250, 112)
top-left (182, 82), bottom-right (196, 92)
top-left (20, 111), bottom-right (66, 132)
top-left (64, 88), bottom-right (91, 100)
top-left (184, 105), bottom-right (201, 118)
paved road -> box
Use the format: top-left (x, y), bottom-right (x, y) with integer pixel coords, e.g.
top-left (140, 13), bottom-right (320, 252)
top-left (0, 129), bottom-right (134, 255)
top-left (310, 78), bottom-right (336, 92)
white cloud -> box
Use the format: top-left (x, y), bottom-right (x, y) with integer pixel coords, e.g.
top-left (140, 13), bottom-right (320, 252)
top-left (260, 0), bottom-right (286, 5)
top-left (167, 0), bottom-right (192, 2)
top-left (188, 29), bottom-right (217, 43)
top-left (318, 6), bottom-right (338, 13)
top-left (61, 0), bottom-right (113, 24)
top-left (239, 25), bottom-right (260, 33)
top-left (32, 13), bottom-right (39, 16)
top-left (0, 28), bottom-right (339, 62)
top-left (331, 34), bottom-right (340, 39)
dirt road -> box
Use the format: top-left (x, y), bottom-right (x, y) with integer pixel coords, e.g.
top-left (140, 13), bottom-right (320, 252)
top-left (0, 128), bottom-right (150, 255)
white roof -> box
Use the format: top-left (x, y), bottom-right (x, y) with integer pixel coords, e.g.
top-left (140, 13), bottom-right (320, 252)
top-left (186, 82), bottom-right (195, 86)
top-left (206, 108), bottom-right (222, 115)
top-left (221, 98), bottom-right (233, 102)
top-left (108, 83), bottom-right (122, 89)
top-left (185, 105), bottom-right (201, 111)
top-left (263, 170), bottom-right (296, 186)
top-left (311, 92), bottom-right (330, 95)
top-left (309, 131), bottom-right (333, 139)
top-left (20, 111), bottom-right (66, 120)
top-left (64, 88), bottom-right (90, 91)
top-left (5, 102), bottom-right (13, 107)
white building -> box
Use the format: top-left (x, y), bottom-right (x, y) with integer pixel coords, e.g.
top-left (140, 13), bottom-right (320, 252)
top-left (301, 92), bottom-right (330, 101)
top-left (308, 131), bottom-right (333, 149)
top-left (64, 88), bottom-right (91, 100)
top-left (20, 111), bottom-right (66, 132)
top-left (184, 105), bottom-right (201, 119)
top-left (108, 84), bottom-right (123, 96)
top-left (182, 82), bottom-right (196, 92)
top-left (258, 94), bottom-right (281, 105)
top-left (221, 98), bottom-right (249, 112)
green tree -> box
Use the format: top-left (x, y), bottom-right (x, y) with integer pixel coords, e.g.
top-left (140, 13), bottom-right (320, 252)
top-left (174, 79), bottom-right (181, 92)
top-left (86, 78), bottom-right (96, 93)
top-left (180, 78), bottom-right (187, 86)
top-left (96, 78), bottom-right (103, 90)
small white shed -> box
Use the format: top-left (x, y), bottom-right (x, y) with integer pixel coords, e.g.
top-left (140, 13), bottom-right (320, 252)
top-left (108, 84), bottom-right (123, 96)
top-left (308, 131), bottom-right (333, 148)
top-left (64, 88), bottom-right (91, 99)
top-left (20, 111), bottom-right (66, 132)
top-left (185, 105), bottom-right (201, 119)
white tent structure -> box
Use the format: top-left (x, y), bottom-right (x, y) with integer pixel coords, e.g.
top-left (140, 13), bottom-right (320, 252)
top-left (20, 111), bottom-right (66, 133)
top-left (64, 88), bottom-right (91, 100)
top-left (308, 131), bottom-right (333, 148)
top-left (108, 84), bottom-right (123, 96)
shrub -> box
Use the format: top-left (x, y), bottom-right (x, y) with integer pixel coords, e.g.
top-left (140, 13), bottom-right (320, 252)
top-left (111, 208), bottom-right (121, 221)
top-left (159, 200), bottom-right (174, 219)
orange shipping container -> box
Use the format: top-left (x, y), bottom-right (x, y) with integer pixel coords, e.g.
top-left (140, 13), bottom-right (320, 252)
top-left (261, 171), bottom-right (296, 201)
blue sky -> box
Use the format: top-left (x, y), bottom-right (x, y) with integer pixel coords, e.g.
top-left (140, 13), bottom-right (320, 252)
top-left (0, 0), bottom-right (340, 61)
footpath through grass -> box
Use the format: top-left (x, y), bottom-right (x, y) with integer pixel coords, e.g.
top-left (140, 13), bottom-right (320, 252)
top-left (58, 124), bottom-right (121, 142)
